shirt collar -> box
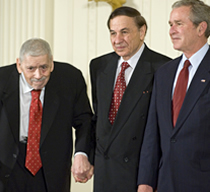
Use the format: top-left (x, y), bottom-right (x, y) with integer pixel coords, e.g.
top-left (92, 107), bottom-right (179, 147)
top-left (118, 43), bottom-right (145, 69)
top-left (20, 73), bottom-right (45, 94)
top-left (181, 43), bottom-right (209, 68)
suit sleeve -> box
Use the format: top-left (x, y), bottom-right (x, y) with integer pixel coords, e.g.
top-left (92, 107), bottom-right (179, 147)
top-left (88, 60), bottom-right (97, 165)
top-left (72, 70), bottom-right (93, 160)
top-left (137, 75), bottom-right (161, 189)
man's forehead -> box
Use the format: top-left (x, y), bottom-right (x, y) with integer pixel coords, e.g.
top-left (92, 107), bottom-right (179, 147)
top-left (110, 16), bottom-right (136, 29)
top-left (23, 54), bottom-right (49, 62)
top-left (21, 56), bottom-right (51, 67)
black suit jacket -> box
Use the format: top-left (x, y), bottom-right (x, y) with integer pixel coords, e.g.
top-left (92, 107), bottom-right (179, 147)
top-left (0, 62), bottom-right (92, 192)
top-left (138, 47), bottom-right (210, 192)
top-left (90, 44), bottom-right (171, 192)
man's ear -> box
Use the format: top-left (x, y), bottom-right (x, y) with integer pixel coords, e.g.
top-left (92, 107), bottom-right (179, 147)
top-left (140, 24), bottom-right (147, 41)
top-left (16, 58), bottom-right (22, 74)
top-left (197, 21), bottom-right (207, 37)
top-left (50, 56), bottom-right (54, 72)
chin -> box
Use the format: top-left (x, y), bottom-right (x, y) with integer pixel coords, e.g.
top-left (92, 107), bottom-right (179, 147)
top-left (173, 44), bottom-right (181, 50)
top-left (32, 84), bottom-right (44, 90)
top-left (115, 49), bottom-right (125, 55)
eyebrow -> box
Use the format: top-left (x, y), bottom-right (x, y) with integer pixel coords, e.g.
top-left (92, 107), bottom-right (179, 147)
top-left (121, 27), bottom-right (129, 31)
top-left (110, 27), bottom-right (129, 32)
top-left (169, 20), bottom-right (182, 24)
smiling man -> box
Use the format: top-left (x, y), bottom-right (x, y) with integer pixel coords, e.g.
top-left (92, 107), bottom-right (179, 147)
top-left (137, 0), bottom-right (210, 192)
top-left (0, 38), bottom-right (93, 192)
top-left (16, 54), bottom-right (54, 91)
top-left (88, 6), bottom-right (171, 192)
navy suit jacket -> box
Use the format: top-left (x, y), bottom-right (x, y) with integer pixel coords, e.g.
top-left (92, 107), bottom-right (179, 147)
top-left (0, 62), bottom-right (92, 192)
top-left (138, 46), bottom-right (210, 192)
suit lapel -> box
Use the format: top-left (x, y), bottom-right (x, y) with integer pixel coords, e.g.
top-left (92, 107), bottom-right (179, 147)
top-left (97, 53), bottom-right (119, 128)
top-left (1, 65), bottom-right (60, 147)
top-left (159, 57), bottom-right (181, 133)
top-left (40, 82), bottom-right (60, 146)
top-left (174, 50), bottom-right (210, 134)
top-left (105, 47), bottom-right (158, 148)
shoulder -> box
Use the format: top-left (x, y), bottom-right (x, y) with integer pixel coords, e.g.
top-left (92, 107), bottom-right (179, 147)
top-left (90, 52), bottom-right (118, 70)
top-left (142, 45), bottom-right (172, 71)
top-left (89, 52), bottom-right (119, 76)
top-left (47, 61), bottom-right (86, 91)
top-left (90, 52), bottom-right (117, 63)
top-left (50, 61), bottom-right (85, 85)
top-left (0, 64), bottom-right (17, 83)
top-left (155, 56), bottom-right (181, 77)
top-left (0, 64), bottom-right (17, 94)
top-left (144, 45), bottom-right (171, 62)
top-left (52, 61), bottom-right (84, 78)
top-left (53, 61), bottom-right (81, 73)
top-left (0, 64), bottom-right (16, 74)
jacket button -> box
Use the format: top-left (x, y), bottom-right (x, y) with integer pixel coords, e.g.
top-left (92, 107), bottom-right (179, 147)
top-left (5, 174), bottom-right (10, 178)
top-left (13, 154), bottom-right (17, 159)
top-left (141, 114), bottom-right (145, 119)
top-left (171, 138), bottom-right (177, 143)
top-left (104, 154), bottom-right (109, 159)
top-left (132, 137), bottom-right (137, 140)
top-left (124, 157), bottom-right (129, 163)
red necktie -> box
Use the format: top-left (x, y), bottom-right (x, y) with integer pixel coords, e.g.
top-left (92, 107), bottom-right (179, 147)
top-left (25, 90), bottom-right (43, 175)
top-left (172, 60), bottom-right (191, 127)
top-left (109, 62), bottom-right (130, 124)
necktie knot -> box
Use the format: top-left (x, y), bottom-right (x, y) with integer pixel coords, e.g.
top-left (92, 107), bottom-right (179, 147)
top-left (121, 62), bottom-right (130, 72)
top-left (31, 90), bottom-right (41, 100)
top-left (184, 60), bottom-right (191, 69)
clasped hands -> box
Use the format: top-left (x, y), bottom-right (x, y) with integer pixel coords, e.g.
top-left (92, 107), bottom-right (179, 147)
top-left (71, 154), bottom-right (94, 183)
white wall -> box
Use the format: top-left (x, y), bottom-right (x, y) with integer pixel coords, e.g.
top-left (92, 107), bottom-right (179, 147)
top-left (1, 0), bottom-right (210, 191)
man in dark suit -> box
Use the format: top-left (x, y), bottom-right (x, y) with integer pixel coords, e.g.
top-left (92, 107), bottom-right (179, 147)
top-left (89, 6), bottom-right (171, 192)
top-left (138, 1), bottom-right (210, 192)
top-left (0, 38), bottom-right (93, 192)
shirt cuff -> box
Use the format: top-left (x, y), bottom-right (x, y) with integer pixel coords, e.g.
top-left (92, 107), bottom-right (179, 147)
top-left (74, 152), bottom-right (88, 158)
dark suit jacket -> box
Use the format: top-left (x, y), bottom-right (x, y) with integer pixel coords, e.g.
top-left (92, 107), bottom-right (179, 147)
top-left (90, 44), bottom-right (171, 192)
top-left (138, 46), bottom-right (210, 192)
top-left (0, 62), bottom-right (92, 192)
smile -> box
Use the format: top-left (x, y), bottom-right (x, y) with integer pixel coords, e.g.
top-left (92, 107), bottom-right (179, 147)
top-left (31, 76), bottom-right (46, 82)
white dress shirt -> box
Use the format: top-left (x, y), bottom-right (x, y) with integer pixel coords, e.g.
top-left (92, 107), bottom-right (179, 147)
top-left (19, 73), bottom-right (87, 157)
top-left (172, 43), bottom-right (209, 95)
top-left (113, 43), bottom-right (145, 87)
top-left (19, 73), bottom-right (45, 141)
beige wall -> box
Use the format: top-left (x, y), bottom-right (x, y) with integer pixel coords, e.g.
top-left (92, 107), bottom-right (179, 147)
top-left (1, 0), bottom-right (210, 191)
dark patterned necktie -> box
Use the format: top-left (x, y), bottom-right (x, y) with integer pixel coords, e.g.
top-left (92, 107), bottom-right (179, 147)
top-left (109, 62), bottom-right (130, 124)
top-left (25, 90), bottom-right (42, 175)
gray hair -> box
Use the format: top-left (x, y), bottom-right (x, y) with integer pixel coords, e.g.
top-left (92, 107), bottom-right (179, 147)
top-left (19, 38), bottom-right (53, 62)
top-left (172, 0), bottom-right (210, 38)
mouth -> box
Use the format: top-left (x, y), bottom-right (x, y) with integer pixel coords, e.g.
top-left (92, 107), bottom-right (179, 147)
top-left (31, 76), bottom-right (46, 83)
top-left (171, 36), bottom-right (180, 41)
top-left (115, 45), bottom-right (125, 51)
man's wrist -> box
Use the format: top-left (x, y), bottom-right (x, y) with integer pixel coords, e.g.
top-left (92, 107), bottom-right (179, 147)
top-left (74, 152), bottom-right (88, 158)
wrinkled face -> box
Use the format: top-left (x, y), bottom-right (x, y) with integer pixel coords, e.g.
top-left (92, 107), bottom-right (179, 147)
top-left (16, 54), bottom-right (54, 90)
top-left (169, 6), bottom-right (200, 55)
top-left (109, 15), bottom-right (145, 60)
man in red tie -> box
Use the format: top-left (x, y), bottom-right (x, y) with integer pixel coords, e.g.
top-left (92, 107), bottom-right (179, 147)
top-left (89, 6), bottom-right (171, 192)
top-left (138, 0), bottom-right (210, 192)
top-left (0, 38), bottom-right (93, 192)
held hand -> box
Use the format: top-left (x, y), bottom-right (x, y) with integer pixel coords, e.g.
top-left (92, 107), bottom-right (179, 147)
top-left (71, 154), bottom-right (94, 183)
top-left (137, 185), bottom-right (153, 192)
top-left (74, 165), bottom-right (94, 183)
